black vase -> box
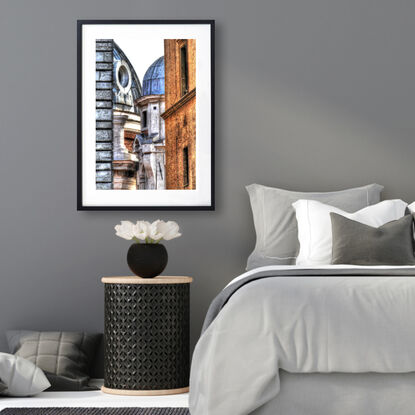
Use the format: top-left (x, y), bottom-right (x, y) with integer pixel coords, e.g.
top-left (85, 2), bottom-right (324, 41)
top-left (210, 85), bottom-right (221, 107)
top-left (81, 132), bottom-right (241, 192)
top-left (127, 243), bottom-right (168, 278)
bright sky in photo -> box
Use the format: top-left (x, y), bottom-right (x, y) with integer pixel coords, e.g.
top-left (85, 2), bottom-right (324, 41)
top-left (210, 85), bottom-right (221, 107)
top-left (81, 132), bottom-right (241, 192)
top-left (113, 36), bottom-right (165, 85)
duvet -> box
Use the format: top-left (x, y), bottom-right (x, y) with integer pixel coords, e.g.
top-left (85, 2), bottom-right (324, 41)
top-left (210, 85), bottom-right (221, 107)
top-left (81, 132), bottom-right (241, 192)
top-left (189, 266), bottom-right (415, 415)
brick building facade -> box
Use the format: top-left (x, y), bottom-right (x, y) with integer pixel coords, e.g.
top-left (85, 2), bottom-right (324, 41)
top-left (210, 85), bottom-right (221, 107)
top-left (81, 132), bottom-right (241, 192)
top-left (162, 39), bottom-right (196, 190)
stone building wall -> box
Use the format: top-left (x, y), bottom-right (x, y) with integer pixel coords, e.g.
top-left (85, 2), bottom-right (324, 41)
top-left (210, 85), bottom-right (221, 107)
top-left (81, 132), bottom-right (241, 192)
top-left (95, 40), bottom-right (142, 190)
top-left (134, 94), bottom-right (166, 190)
top-left (95, 40), bottom-right (114, 190)
top-left (163, 39), bottom-right (197, 190)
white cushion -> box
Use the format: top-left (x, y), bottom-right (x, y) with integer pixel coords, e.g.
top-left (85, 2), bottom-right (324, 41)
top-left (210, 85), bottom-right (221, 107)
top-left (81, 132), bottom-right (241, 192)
top-left (293, 199), bottom-right (408, 266)
top-left (0, 352), bottom-right (50, 396)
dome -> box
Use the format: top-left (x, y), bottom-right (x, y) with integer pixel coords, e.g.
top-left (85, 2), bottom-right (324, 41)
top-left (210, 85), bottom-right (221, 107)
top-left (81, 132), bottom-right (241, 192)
top-left (113, 42), bottom-right (142, 105)
top-left (142, 56), bottom-right (165, 96)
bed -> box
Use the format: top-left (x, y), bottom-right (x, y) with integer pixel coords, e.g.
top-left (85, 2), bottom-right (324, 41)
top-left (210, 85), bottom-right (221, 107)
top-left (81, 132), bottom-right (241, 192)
top-left (188, 183), bottom-right (415, 414)
top-left (189, 265), bottom-right (415, 415)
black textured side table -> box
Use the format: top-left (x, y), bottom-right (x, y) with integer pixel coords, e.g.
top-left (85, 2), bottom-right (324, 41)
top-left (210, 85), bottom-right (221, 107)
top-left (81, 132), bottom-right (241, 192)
top-left (101, 275), bottom-right (193, 396)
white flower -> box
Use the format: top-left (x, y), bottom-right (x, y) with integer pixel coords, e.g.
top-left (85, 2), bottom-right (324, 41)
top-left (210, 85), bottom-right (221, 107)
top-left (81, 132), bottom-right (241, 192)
top-left (155, 220), bottom-right (182, 241)
top-left (115, 220), bottom-right (182, 243)
top-left (133, 221), bottom-right (151, 241)
top-left (114, 221), bottom-right (136, 240)
top-left (146, 220), bottom-right (163, 241)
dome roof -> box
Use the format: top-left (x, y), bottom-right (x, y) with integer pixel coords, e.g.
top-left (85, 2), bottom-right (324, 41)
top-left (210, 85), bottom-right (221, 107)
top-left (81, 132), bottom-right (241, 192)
top-left (142, 56), bottom-right (165, 96)
top-left (113, 42), bottom-right (142, 103)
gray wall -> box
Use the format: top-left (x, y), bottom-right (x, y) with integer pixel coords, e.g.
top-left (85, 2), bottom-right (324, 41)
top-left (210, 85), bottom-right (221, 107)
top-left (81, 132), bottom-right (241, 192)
top-left (1, 0), bottom-right (415, 371)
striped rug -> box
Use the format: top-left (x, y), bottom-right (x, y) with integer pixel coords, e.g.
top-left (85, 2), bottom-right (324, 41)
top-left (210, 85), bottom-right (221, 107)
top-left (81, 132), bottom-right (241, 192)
top-left (1, 409), bottom-right (189, 414)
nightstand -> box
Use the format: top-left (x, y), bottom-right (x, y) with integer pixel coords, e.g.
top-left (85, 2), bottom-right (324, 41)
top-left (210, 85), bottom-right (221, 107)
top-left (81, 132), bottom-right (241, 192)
top-left (101, 276), bottom-right (193, 395)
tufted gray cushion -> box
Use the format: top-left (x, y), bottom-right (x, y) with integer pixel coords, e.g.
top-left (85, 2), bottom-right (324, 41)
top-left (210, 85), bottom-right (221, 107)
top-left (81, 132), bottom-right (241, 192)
top-left (331, 213), bottom-right (415, 265)
top-left (6, 331), bottom-right (102, 391)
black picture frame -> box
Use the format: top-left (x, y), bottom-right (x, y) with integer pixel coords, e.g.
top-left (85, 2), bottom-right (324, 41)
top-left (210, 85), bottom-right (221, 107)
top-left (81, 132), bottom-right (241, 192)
top-left (77, 19), bottom-right (215, 211)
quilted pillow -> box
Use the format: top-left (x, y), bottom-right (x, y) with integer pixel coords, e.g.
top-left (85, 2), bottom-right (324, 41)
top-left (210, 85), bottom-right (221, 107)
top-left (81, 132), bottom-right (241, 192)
top-left (6, 331), bottom-right (102, 391)
top-left (0, 352), bottom-right (50, 396)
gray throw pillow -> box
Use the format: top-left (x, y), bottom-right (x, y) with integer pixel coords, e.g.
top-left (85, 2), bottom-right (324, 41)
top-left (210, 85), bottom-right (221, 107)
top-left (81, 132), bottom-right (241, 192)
top-left (6, 331), bottom-right (102, 391)
top-left (246, 183), bottom-right (384, 270)
top-left (331, 213), bottom-right (415, 265)
top-left (0, 352), bottom-right (50, 396)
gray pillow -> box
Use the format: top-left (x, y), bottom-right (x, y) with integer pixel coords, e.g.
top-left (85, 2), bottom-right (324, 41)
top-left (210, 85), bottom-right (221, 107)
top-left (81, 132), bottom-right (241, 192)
top-left (331, 213), bottom-right (415, 265)
top-left (246, 183), bottom-right (384, 270)
top-left (0, 352), bottom-right (50, 396)
top-left (7, 331), bottom-right (102, 391)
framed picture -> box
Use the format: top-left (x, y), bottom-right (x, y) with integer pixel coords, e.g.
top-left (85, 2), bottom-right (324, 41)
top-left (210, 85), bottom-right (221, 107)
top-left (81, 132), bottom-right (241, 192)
top-left (77, 20), bottom-right (214, 210)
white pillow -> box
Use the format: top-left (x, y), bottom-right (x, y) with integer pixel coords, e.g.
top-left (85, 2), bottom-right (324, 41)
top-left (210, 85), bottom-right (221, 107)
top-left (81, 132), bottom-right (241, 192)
top-left (293, 199), bottom-right (408, 266)
top-left (0, 352), bottom-right (50, 396)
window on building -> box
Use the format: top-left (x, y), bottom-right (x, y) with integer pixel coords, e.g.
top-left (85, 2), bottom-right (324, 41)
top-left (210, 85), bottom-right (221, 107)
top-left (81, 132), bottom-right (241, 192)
top-left (180, 43), bottom-right (189, 96)
top-left (183, 146), bottom-right (189, 187)
top-left (118, 64), bottom-right (130, 88)
top-left (157, 161), bottom-right (163, 180)
top-left (142, 110), bottom-right (148, 128)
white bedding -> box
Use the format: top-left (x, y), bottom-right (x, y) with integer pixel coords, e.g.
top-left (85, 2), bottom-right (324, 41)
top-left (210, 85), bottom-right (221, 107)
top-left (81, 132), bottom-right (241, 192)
top-left (191, 266), bottom-right (415, 415)
top-left (252, 371), bottom-right (415, 415)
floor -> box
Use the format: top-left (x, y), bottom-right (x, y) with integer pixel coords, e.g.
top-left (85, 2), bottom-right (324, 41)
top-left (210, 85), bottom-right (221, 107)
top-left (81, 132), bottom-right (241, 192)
top-left (0, 380), bottom-right (189, 410)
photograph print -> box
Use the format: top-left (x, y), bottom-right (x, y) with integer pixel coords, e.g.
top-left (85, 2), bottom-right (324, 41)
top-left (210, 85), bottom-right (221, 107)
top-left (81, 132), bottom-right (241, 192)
top-left (78, 21), bottom-right (214, 210)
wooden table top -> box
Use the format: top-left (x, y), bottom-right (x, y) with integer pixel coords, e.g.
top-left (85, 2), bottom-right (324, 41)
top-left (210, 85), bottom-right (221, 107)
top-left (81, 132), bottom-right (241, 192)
top-left (101, 276), bottom-right (193, 284)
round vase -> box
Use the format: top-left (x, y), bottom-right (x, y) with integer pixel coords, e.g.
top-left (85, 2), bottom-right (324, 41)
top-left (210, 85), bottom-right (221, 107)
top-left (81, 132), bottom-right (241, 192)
top-left (127, 243), bottom-right (168, 278)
